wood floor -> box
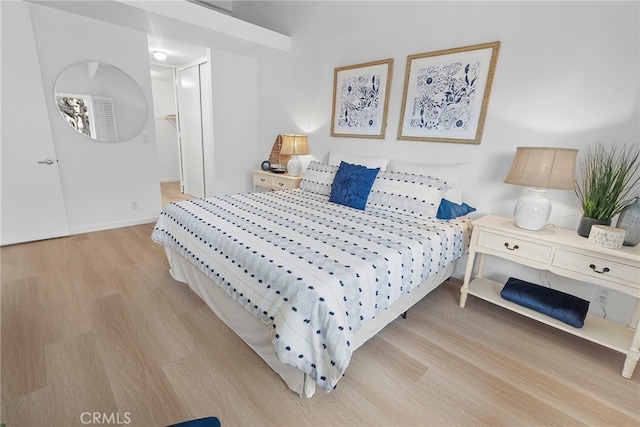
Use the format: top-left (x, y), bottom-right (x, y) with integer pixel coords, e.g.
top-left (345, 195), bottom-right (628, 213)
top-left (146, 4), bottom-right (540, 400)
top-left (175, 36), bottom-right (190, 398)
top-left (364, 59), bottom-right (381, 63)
top-left (1, 184), bottom-right (639, 426)
top-left (160, 181), bottom-right (196, 206)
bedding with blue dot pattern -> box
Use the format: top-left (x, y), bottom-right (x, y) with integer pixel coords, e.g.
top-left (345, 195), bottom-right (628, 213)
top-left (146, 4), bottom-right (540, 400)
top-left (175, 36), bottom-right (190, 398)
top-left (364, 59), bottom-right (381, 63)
top-left (152, 189), bottom-right (471, 392)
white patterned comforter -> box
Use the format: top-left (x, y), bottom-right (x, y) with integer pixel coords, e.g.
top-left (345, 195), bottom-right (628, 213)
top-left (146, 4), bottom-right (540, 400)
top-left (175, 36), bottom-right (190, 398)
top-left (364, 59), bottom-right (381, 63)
top-left (152, 189), bottom-right (471, 392)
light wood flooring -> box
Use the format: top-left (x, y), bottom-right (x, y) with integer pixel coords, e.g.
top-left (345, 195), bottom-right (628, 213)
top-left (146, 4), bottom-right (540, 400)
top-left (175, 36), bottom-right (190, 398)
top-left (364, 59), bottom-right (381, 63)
top-left (1, 184), bottom-right (639, 426)
top-left (160, 181), bottom-right (196, 206)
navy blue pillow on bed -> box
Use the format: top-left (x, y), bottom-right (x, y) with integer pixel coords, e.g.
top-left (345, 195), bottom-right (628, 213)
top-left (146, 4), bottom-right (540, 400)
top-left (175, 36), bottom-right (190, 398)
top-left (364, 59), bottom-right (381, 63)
top-left (329, 161), bottom-right (380, 210)
top-left (437, 199), bottom-right (476, 220)
top-left (500, 277), bottom-right (590, 328)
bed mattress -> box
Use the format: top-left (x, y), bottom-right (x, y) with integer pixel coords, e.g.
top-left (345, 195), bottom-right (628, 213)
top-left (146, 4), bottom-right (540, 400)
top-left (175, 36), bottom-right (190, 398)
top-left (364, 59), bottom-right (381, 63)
top-left (152, 189), bottom-right (471, 393)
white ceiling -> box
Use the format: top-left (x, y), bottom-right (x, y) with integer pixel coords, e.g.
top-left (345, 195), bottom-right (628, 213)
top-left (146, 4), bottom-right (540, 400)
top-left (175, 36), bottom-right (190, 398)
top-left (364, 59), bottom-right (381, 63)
top-left (29, 0), bottom-right (290, 71)
top-left (148, 35), bottom-right (208, 68)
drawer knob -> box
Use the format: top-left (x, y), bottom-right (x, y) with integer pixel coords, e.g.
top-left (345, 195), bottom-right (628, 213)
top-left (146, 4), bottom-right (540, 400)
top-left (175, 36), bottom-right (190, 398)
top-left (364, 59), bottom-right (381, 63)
top-left (279, 182), bottom-right (284, 187)
top-left (589, 264), bottom-right (610, 274)
top-left (504, 242), bottom-right (519, 251)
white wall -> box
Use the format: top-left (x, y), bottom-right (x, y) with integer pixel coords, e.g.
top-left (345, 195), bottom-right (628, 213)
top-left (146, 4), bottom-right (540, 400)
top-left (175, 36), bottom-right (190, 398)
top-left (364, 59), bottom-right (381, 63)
top-left (234, 1), bottom-right (639, 324)
top-left (26, 3), bottom-right (162, 234)
top-left (234, 2), bottom-right (638, 226)
top-left (210, 48), bottom-right (259, 195)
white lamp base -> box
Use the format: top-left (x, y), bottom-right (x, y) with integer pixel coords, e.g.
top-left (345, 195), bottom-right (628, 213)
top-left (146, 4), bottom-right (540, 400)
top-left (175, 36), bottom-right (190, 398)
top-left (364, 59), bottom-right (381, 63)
top-left (513, 188), bottom-right (551, 231)
top-left (287, 156), bottom-right (302, 176)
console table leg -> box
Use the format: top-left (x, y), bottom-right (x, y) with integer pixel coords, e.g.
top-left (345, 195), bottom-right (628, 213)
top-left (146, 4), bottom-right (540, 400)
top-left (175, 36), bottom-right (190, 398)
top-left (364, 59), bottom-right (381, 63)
top-left (622, 311), bottom-right (640, 379)
top-left (622, 354), bottom-right (638, 379)
top-left (459, 289), bottom-right (468, 308)
top-left (476, 253), bottom-right (486, 278)
top-left (628, 299), bottom-right (640, 330)
top-left (459, 251), bottom-right (477, 308)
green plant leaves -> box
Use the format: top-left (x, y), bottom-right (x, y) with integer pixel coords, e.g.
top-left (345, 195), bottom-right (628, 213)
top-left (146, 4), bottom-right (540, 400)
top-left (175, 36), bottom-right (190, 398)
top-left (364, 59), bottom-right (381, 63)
top-left (575, 143), bottom-right (640, 220)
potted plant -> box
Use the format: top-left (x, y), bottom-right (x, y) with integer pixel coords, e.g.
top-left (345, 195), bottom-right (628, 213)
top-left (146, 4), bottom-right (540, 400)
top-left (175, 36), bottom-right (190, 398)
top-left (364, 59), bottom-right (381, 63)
top-left (575, 142), bottom-right (640, 237)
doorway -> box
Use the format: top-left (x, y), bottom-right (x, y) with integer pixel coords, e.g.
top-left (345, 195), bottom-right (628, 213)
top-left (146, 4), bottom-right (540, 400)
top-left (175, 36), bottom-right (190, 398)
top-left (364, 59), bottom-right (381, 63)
top-left (148, 37), bottom-right (211, 199)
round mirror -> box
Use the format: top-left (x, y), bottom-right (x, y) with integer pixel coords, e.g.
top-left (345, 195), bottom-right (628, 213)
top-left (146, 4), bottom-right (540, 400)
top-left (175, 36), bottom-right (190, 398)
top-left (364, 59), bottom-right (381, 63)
top-left (54, 62), bottom-right (147, 142)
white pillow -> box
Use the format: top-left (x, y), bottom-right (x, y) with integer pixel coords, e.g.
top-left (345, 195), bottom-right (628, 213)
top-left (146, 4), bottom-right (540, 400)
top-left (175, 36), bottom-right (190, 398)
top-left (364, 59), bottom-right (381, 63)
top-left (300, 161), bottom-right (338, 196)
top-left (387, 159), bottom-right (472, 204)
top-left (366, 170), bottom-right (449, 219)
top-left (328, 150), bottom-right (390, 171)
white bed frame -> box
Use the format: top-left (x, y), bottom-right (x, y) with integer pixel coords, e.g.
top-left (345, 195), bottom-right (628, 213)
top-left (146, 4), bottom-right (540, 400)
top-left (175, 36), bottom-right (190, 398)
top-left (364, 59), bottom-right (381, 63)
top-left (165, 246), bottom-right (457, 397)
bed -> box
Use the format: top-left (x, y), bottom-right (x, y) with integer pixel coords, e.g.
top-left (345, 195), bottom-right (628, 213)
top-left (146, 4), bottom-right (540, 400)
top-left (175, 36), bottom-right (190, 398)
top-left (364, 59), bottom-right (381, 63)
top-left (152, 158), bottom-right (474, 397)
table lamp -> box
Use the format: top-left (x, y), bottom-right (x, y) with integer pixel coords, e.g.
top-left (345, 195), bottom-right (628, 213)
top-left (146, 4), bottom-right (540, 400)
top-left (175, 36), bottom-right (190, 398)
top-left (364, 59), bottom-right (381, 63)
top-left (280, 134), bottom-right (309, 176)
top-left (504, 147), bottom-right (578, 230)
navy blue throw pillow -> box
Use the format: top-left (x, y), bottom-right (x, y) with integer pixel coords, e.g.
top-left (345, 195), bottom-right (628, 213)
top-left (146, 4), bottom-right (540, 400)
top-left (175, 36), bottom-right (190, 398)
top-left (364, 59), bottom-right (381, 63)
top-left (437, 199), bottom-right (476, 220)
top-left (329, 161), bottom-right (380, 210)
top-left (500, 277), bottom-right (590, 328)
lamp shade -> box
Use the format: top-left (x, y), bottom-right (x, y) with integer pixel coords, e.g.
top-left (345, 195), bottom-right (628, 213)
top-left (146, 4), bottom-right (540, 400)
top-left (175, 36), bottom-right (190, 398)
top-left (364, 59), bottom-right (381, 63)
top-left (504, 147), bottom-right (578, 190)
top-left (504, 147), bottom-right (578, 231)
top-left (280, 134), bottom-right (309, 176)
top-left (280, 134), bottom-right (309, 156)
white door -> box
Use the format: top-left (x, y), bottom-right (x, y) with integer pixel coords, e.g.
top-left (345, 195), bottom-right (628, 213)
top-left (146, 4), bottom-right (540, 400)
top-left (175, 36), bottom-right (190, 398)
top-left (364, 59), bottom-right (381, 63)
top-left (177, 63), bottom-right (205, 198)
top-left (1, 2), bottom-right (69, 246)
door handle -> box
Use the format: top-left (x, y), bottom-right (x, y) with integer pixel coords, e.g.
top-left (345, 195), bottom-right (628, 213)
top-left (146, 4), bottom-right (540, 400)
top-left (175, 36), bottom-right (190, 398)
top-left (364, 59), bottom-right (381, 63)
top-left (37, 158), bottom-right (55, 165)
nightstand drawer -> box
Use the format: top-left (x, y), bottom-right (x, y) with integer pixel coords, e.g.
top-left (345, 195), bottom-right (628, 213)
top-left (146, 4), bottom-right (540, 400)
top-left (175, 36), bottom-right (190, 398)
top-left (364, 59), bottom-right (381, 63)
top-left (553, 249), bottom-right (640, 289)
top-left (252, 170), bottom-right (303, 191)
top-left (476, 230), bottom-right (552, 264)
top-left (271, 175), bottom-right (298, 189)
top-left (253, 174), bottom-right (273, 187)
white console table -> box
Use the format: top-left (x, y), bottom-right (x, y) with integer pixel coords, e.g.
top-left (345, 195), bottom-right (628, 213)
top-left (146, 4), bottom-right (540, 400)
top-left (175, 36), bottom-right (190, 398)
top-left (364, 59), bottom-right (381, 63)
top-left (459, 215), bottom-right (640, 379)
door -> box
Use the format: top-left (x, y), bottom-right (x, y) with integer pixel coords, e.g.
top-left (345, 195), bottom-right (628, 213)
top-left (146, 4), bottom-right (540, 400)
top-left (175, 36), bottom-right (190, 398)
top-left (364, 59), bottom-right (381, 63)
top-left (1, 2), bottom-right (69, 246)
top-left (177, 63), bottom-right (206, 198)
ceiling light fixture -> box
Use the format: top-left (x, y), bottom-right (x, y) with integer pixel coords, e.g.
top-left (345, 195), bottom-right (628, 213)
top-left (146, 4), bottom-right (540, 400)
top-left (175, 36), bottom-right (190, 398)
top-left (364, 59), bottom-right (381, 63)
top-left (152, 51), bottom-right (168, 61)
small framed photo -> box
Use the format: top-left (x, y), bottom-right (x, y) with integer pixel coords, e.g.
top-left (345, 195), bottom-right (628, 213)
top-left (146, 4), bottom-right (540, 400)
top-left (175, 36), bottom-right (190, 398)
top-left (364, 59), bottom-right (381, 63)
top-left (331, 58), bottom-right (394, 139)
top-left (398, 41), bottom-right (500, 144)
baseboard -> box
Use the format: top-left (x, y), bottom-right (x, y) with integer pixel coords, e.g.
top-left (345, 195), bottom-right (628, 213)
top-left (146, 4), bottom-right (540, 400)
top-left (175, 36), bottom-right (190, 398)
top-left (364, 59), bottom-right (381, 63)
top-left (69, 216), bottom-right (159, 235)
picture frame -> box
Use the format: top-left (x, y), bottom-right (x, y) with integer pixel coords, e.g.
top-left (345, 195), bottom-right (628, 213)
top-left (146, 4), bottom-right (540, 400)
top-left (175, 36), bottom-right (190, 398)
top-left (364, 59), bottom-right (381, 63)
top-left (331, 58), bottom-right (393, 139)
top-left (398, 41), bottom-right (500, 144)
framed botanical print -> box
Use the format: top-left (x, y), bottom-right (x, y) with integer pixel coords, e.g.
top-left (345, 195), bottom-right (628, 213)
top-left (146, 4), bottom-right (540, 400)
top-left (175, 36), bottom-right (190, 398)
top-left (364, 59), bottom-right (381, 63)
top-left (398, 41), bottom-right (500, 144)
top-left (331, 58), bottom-right (394, 139)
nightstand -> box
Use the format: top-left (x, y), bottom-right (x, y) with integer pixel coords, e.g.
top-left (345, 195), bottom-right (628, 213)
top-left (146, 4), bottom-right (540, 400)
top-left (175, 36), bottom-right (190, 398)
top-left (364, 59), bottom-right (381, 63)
top-left (252, 170), bottom-right (303, 192)
top-left (460, 215), bottom-right (640, 379)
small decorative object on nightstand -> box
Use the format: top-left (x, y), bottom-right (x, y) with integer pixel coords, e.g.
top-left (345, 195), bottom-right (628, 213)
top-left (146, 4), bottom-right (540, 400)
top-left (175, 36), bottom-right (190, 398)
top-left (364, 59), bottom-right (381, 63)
top-left (504, 147), bottom-right (578, 231)
top-left (252, 169), bottom-right (303, 192)
top-left (280, 134), bottom-right (309, 176)
top-left (460, 214), bottom-right (640, 379)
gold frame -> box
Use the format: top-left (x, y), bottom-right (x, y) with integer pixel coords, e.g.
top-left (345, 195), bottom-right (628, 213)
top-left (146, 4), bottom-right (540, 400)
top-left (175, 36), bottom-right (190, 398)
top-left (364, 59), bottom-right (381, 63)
top-left (331, 58), bottom-right (393, 139)
top-left (398, 41), bottom-right (500, 144)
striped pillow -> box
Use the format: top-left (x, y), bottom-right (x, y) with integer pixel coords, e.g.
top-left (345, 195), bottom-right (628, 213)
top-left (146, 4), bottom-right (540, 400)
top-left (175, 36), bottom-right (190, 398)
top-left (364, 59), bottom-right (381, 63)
top-left (300, 161), bottom-right (338, 196)
top-left (366, 170), bottom-right (449, 218)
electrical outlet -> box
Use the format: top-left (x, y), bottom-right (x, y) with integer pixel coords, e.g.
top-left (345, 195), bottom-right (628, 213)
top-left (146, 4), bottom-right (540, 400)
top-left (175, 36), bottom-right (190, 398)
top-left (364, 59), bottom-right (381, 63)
top-left (597, 287), bottom-right (609, 304)
top-left (131, 201), bottom-right (138, 210)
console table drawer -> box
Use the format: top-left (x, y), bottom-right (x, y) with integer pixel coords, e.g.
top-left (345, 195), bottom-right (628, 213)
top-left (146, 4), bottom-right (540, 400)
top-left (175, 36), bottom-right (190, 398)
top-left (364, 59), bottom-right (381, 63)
top-left (553, 249), bottom-right (640, 289)
top-left (476, 230), bottom-right (552, 264)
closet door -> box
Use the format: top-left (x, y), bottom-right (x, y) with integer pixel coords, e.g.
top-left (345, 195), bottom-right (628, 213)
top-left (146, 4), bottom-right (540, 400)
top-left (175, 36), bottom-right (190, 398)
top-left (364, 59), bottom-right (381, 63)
top-left (177, 63), bottom-right (205, 198)
top-left (1, 2), bottom-right (69, 246)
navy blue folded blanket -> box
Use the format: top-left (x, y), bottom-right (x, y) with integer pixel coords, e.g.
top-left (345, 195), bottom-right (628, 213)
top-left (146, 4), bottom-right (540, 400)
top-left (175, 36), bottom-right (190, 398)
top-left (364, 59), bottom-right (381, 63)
top-left (500, 277), bottom-right (590, 328)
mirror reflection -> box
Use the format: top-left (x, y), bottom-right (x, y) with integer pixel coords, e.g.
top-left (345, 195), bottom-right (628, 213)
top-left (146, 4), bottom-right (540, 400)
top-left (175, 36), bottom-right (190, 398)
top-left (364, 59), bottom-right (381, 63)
top-left (54, 62), bottom-right (147, 142)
